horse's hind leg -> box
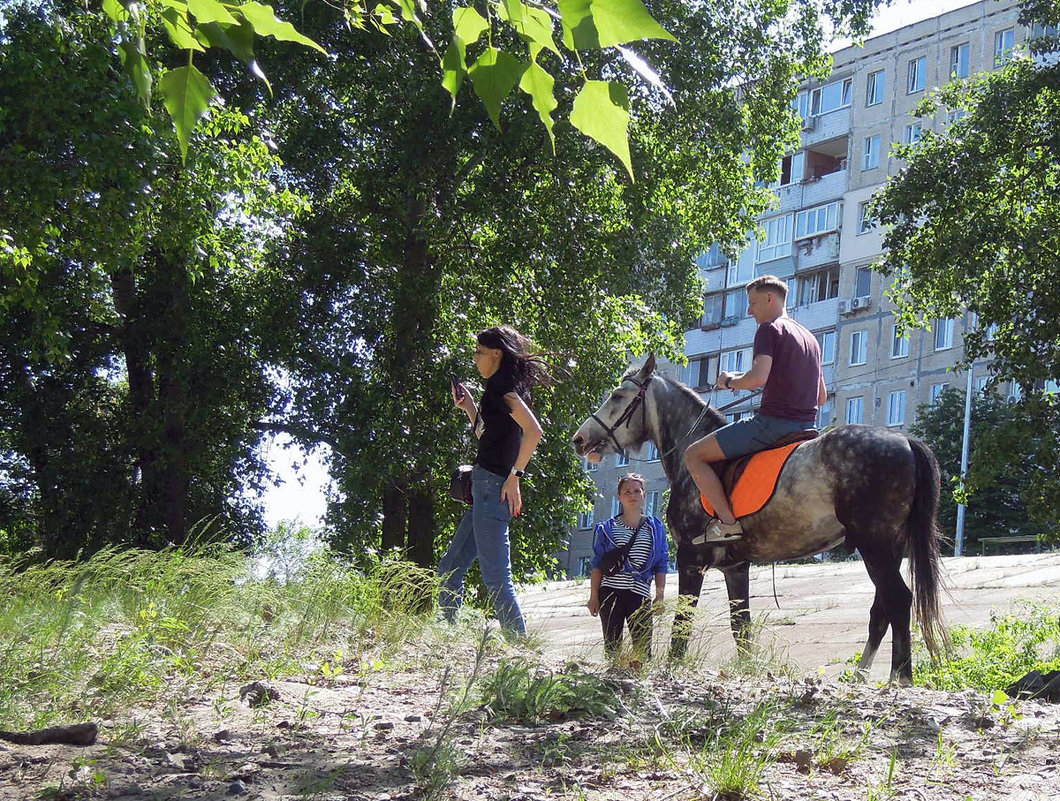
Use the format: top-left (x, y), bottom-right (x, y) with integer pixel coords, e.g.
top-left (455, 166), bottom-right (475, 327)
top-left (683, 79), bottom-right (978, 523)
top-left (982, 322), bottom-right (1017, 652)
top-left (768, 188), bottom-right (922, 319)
top-left (722, 563), bottom-right (751, 654)
top-left (855, 587), bottom-right (889, 681)
top-left (861, 550), bottom-right (914, 685)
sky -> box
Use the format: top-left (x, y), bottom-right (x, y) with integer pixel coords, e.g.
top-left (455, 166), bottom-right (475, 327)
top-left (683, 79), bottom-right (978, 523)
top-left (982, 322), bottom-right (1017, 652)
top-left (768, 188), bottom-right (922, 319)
top-left (256, 0), bottom-right (985, 530)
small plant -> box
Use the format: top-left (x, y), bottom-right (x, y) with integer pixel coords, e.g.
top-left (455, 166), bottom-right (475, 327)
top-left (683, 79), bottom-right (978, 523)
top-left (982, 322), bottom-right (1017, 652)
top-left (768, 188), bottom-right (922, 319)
top-left (480, 658), bottom-right (620, 723)
top-left (408, 741), bottom-right (465, 801)
top-left (688, 701), bottom-right (782, 799)
top-left (866, 749), bottom-right (900, 801)
top-left (930, 730), bottom-right (958, 777)
top-left (914, 602), bottom-right (1060, 691)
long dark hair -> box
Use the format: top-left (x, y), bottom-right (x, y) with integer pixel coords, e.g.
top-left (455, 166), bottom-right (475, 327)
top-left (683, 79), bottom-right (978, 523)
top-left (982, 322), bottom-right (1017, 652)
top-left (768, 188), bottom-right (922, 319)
top-left (477, 325), bottom-right (553, 398)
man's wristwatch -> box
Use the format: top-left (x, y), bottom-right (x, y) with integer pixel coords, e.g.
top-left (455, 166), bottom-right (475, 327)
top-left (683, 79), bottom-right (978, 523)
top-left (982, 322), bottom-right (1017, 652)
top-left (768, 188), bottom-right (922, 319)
top-left (723, 375), bottom-right (732, 389)
top-left (510, 467), bottom-right (525, 478)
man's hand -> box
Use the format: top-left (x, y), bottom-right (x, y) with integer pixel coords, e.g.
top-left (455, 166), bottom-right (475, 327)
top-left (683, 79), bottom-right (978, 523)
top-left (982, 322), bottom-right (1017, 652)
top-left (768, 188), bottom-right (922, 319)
top-left (716, 371), bottom-right (736, 391)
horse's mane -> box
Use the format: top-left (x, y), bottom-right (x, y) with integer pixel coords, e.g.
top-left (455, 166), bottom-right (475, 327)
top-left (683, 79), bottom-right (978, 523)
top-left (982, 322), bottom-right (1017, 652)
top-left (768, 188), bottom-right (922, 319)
top-left (622, 367), bottom-right (726, 429)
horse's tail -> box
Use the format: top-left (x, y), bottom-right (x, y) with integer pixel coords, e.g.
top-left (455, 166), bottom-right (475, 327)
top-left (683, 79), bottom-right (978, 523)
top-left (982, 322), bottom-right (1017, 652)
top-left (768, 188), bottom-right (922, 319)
top-left (905, 435), bottom-right (948, 661)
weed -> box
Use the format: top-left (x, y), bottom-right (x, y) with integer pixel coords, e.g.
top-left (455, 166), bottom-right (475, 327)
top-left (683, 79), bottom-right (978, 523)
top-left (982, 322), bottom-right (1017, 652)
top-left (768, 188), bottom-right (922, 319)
top-left (930, 731), bottom-right (958, 777)
top-left (914, 601), bottom-right (1060, 691)
top-left (689, 701), bottom-right (782, 799)
top-left (480, 658), bottom-right (620, 723)
top-left (865, 749), bottom-right (900, 801)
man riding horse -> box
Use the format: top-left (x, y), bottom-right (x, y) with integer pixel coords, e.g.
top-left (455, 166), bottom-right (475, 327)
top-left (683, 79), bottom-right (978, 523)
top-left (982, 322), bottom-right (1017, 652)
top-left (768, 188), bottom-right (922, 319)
top-left (685, 274), bottom-right (825, 545)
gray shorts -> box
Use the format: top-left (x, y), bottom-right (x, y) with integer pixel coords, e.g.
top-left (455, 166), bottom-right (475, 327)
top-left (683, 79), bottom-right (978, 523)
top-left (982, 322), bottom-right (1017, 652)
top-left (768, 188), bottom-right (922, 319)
top-left (714, 414), bottom-right (816, 460)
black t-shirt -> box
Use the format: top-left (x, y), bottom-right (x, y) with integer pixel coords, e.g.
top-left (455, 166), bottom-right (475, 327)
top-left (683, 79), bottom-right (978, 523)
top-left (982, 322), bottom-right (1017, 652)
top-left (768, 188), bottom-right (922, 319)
top-left (475, 372), bottom-right (523, 478)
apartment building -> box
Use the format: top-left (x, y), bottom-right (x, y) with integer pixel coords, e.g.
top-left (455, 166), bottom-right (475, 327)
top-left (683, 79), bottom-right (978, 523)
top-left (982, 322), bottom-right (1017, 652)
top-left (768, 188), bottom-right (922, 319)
top-left (556, 0), bottom-right (1032, 578)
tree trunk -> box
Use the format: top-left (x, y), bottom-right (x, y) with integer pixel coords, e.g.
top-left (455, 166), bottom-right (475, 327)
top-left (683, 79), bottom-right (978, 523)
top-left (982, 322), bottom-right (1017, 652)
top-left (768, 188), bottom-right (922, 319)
top-left (405, 480), bottom-right (435, 568)
top-left (381, 480), bottom-right (407, 552)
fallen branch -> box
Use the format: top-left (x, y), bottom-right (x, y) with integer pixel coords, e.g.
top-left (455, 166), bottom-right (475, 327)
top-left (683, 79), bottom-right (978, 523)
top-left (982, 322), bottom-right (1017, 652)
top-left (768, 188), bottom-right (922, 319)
top-left (0, 722), bottom-right (98, 746)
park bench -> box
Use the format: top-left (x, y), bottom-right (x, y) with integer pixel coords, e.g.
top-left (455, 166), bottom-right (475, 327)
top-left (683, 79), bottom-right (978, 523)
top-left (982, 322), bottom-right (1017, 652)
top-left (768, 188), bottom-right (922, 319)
top-left (978, 535), bottom-right (1042, 556)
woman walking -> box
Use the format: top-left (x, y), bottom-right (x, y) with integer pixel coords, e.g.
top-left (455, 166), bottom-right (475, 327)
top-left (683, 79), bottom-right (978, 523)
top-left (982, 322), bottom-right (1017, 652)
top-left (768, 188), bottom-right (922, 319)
top-left (438, 325), bottom-right (549, 637)
top-left (587, 473), bottom-right (669, 661)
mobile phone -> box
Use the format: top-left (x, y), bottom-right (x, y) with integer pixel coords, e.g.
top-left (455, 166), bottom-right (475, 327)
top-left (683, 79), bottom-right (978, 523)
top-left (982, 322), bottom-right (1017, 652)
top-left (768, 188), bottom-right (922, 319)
top-left (449, 374), bottom-right (464, 401)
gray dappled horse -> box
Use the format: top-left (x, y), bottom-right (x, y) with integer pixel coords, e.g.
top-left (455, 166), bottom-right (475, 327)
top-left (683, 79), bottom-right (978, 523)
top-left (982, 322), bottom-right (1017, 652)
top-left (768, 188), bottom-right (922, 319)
top-left (572, 355), bottom-right (946, 683)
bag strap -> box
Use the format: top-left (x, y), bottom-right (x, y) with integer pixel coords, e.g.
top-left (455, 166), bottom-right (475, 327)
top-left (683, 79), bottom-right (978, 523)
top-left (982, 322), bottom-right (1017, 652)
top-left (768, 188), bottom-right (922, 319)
top-left (613, 517), bottom-right (648, 565)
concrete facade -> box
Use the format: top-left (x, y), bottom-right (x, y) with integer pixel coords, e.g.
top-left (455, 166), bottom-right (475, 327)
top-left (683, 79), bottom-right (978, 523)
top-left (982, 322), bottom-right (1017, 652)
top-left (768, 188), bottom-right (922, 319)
top-left (555, 0), bottom-right (1028, 578)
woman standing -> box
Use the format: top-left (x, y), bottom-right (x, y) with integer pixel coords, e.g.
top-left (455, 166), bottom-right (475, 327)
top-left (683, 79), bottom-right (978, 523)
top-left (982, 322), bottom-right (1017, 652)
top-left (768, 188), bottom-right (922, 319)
top-left (438, 325), bottom-right (549, 637)
top-left (587, 474), bottom-right (669, 660)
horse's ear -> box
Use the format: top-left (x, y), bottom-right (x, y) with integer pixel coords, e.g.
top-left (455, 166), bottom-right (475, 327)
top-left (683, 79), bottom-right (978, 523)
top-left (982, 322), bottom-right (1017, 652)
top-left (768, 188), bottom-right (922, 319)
top-left (639, 353), bottom-right (657, 378)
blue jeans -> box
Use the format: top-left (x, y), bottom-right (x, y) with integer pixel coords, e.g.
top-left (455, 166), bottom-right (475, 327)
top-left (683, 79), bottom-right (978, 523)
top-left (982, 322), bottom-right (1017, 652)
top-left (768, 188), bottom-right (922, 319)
top-left (437, 465), bottom-right (526, 636)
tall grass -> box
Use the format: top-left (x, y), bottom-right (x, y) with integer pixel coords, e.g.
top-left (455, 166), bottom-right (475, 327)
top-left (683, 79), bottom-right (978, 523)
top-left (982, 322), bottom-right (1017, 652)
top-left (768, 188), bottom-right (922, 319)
top-left (0, 544), bottom-right (442, 730)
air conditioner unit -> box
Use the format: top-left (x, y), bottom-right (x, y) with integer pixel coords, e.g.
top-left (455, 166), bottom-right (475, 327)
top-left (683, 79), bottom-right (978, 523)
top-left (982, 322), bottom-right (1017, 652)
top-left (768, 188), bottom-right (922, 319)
top-left (720, 315), bottom-right (740, 328)
top-left (838, 299), bottom-right (851, 316)
top-left (801, 115), bottom-right (817, 132)
top-left (851, 296), bottom-right (871, 310)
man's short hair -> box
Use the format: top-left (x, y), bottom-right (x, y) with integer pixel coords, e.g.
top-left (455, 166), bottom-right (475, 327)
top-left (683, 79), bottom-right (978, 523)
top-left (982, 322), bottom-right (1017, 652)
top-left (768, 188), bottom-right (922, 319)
top-left (746, 275), bottom-right (788, 300)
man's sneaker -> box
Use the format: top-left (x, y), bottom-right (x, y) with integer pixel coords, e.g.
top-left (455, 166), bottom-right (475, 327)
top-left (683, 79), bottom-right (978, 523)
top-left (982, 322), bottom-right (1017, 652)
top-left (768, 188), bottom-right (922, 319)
top-left (694, 518), bottom-right (744, 545)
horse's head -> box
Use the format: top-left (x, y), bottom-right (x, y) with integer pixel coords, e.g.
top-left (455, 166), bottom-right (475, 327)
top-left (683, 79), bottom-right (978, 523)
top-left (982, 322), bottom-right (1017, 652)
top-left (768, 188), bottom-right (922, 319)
top-left (572, 354), bottom-right (657, 462)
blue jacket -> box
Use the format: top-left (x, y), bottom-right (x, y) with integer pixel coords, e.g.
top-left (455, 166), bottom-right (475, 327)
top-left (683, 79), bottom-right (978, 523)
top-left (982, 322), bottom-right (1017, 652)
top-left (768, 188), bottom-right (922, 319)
top-left (590, 515), bottom-right (670, 582)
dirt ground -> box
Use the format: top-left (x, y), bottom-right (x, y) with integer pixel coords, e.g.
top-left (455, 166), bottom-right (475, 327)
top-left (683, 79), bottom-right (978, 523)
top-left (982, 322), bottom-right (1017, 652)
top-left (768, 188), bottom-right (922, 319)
top-left (2, 554), bottom-right (1058, 801)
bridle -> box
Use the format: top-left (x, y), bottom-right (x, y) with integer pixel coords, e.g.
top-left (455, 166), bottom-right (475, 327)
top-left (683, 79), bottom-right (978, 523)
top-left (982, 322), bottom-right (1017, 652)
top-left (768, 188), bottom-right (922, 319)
top-left (590, 374), bottom-right (652, 455)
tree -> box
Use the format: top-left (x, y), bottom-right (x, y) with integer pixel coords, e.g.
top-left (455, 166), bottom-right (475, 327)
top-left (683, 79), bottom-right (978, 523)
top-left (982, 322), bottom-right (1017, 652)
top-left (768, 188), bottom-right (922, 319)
top-left (909, 388), bottom-right (1041, 550)
top-left (0, 4), bottom-right (304, 556)
top-left (871, 0), bottom-right (1060, 543)
top-left (214, 0), bottom-right (876, 575)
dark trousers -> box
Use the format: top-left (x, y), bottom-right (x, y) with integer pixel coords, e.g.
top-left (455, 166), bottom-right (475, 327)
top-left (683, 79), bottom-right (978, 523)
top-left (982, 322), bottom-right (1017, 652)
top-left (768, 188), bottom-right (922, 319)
top-left (599, 586), bottom-right (653, 658)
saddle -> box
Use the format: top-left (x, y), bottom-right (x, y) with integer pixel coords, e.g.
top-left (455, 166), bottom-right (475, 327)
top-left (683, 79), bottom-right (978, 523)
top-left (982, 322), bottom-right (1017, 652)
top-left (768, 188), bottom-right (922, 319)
top-left (702, 429), bottom-right (819, 519)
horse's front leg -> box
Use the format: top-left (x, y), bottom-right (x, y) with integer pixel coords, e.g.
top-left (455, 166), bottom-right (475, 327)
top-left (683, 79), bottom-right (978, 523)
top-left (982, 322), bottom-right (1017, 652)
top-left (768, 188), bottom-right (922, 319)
top-left (669, 541), bottom-right (704, 660)
top-left (722, 562), bottom-right (751, 653)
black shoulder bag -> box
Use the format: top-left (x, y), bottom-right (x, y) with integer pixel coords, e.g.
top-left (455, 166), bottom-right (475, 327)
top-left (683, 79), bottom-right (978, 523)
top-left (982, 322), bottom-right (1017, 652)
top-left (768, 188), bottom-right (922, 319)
top-left (599, 517), bottom-right (649, 577)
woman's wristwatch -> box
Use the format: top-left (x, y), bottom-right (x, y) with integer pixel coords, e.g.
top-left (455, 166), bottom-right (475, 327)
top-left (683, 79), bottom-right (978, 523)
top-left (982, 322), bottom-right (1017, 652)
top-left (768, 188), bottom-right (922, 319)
top-left (510, 467), bottom-right (525, 478)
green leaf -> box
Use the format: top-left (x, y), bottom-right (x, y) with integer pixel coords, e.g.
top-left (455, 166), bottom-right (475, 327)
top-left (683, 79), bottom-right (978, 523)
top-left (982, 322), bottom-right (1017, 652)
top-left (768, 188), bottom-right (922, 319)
top-left (194, 19), bottom-right (271, 93)
top-left (102, 0), bottom-right (127, 23)
top-left (162, 7), bottom-right (206, 51)
top-left (373, 3), bottom-right (398, 27)
top-left (441, 36), bottom-right (467, 109)
top-left (468, 48), bottom-right (526, 130)
top-left (159, 64), bottom-right (217, 162)
top-left (117, 39), bottom-right (153, 109)
top-left (570, 80), bottom-right (632, 180)
top-left (188, 0), bottom-right (238, 25)
top-left (991, 689), bottom-right (1009, 706)
top-left (498, 1), bottom-right (561, 58)
top-left (238, 2), bottom-right (328, 54)
top-left (519, 61), bottom-right (557, 152)
top-left (558, 0), bottom-right (676, 50)
top-left (452, 6), bottom-right (489, 47)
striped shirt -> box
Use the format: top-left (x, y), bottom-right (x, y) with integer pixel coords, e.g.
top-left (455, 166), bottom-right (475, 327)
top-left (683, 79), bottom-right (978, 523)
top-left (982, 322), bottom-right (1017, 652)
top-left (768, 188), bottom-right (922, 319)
top-left (600, 518), bottom-right (654, 598)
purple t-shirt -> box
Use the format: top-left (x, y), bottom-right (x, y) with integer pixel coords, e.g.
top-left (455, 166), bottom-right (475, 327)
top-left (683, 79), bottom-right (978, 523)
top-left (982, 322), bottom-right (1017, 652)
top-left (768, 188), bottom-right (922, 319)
top-left (753, 317), bottom-right (821, 423)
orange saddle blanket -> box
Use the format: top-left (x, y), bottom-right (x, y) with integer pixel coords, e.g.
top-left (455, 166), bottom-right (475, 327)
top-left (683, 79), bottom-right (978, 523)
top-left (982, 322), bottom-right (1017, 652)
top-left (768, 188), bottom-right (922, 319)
top-left (700, 436), bottom-right (813, 520)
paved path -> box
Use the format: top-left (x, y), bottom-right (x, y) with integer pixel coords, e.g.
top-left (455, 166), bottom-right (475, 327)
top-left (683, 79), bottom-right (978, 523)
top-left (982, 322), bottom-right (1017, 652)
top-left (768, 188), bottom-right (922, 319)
top-left (520, 553), bottom-right (1060, 680)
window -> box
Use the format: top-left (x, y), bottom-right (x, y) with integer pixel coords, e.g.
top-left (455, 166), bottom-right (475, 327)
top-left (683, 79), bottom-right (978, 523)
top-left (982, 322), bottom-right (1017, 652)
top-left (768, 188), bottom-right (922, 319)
top-left (950, 43), bottom-right (970, 78)
top-left (948, 109), bottom-right (969, 124)
top-left (887, 391), bottom-right (906, 426)
top-left (779, 152), bottom-right (806, 186)
top-left (757, 214), bottom-right (793, 262)
top-left (995, 28), bottom-right (1015, 66)
top-left (934, 317), bottom-right (954, 351)
top-left (646, 491), bottom-right (662, 517)
top-left (583, 457), bottom-right (598, 472)
top-left (816, 330), bottom-right (837, 365)
top-left (855, 267), bottom-right (872, 298)
top-left (866, 69), bottom-right (885, 106)
top-left (904, 122), bottom-right (923, 144)
top-left (847, 396), bottom-right (865, 424)
top-left (726, 411), bottom-right (747, 424)
top-left (698, 243), bottom-right (726, 270)
top-left (907, 56), bottom-right (926, 93)
top-left (857, 201), bottom-right (875, 234)
top-left (685, 354), bottom-right (718, 388)
top-left (817, 396), bottom-right (833, 428)
top-left (795, 201), bottom-right (842, 240)
top-left (724, 289), bottom-right (748, 318)
top-left (578, 556), bottom-right (591, 577)
top-left (930, 383), bottom-right (948, 403)
top-left (644, 442), bottom-right (659, 461)
top-left (578, 508), bottom-right (594, 529)
top-left (615, 450), bottom-right (629, 467)
top-left (890, 324), bottom-right (909, 358)
top-left (1009, 381), bottom-right (1023, 402)
top-left (863, 135), bottom-right (881, 170)
top-left (727, 258), bottom-right (753, 286)
top-left (809, 77), bottom-right (853, 115)
top-left (976, 375), bottom-right (990, 393)
top-left (850, 330), bottom-right (868, 366)
top-left (797, 266), bottom-right (839, 306)
top-left (721, 347), bottom-right (752, 374)
top-left (611, 497), bottom-right (621, 517)
top-left (702, 293), bottom-right (723, 327)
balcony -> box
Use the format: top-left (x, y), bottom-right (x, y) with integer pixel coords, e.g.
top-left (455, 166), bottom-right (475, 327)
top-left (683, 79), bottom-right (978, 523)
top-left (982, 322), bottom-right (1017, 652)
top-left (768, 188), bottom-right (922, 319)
top-left (801, 106), bottom-right (851, 148)
top-left (794, 231), bottom-right (841, 271)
